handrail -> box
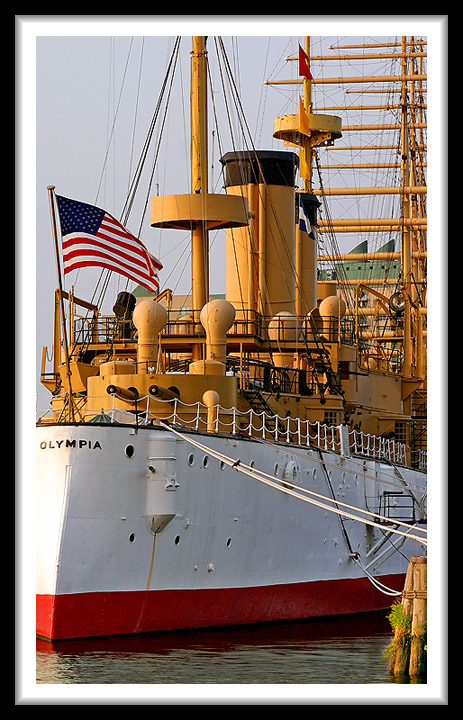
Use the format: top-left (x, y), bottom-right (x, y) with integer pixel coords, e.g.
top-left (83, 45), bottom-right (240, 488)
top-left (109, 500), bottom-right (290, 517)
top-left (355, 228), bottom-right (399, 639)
top-left (79, 392), bottom-right (424, 470)
top-left (71, 311), bottom-right (356, 346)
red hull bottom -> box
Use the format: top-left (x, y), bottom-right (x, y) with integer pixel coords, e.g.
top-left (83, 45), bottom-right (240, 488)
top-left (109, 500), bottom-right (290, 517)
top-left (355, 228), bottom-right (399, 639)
top-left (37, 574), bottom-right (404, 641)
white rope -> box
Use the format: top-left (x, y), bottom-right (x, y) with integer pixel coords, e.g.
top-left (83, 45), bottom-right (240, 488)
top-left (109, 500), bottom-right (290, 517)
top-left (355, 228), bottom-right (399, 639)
top-left (157, 421), bottom-right (427, 546)
top-left (352, 556), bottom-right (403, 597)
top-left (96, 392), bottom-right (427, 493)
top-left (252, 434), bottom-right (427, 496)
top-left (242, 445), bottom-right (426, 536)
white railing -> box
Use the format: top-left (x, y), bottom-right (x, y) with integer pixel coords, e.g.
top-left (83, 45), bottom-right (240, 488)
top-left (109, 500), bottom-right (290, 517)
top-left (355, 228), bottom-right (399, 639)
top-left (411, 448), bottom-right (428, 473)
top-left (81, 392), bottom-right (424, 469)
top-left (100, 393), bottom-right (343, 450)
top-left (348, 429), bottom-right (407, 466)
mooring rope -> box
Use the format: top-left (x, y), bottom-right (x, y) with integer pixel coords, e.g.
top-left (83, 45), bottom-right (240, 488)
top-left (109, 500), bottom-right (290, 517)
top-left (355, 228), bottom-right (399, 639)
top-left (252, 434), bottom-right (426, 496)
top-left (352, 556), bottom-right (403, 597)
top-left (157, 421), bottom-right (427, 546)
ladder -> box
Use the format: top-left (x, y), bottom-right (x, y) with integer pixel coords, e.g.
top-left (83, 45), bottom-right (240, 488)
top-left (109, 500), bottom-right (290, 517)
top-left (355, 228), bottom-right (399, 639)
top-left (410, 383), bottom-right (427, 463)
top-left (302, 331), bottom-right (344, 398)
top-left (241, 389), bottom-right (287, 435)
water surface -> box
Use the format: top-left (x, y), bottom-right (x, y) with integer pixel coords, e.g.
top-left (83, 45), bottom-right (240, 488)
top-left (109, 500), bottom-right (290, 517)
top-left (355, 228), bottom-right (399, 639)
top-left (36, 612), bottom-right (408, 686)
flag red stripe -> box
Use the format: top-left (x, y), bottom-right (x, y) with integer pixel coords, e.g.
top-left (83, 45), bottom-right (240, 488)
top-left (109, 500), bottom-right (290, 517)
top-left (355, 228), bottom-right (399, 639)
top-left (64, 262), bottom-right (158, 293)
top-left (99, 217), bottom-right (154, 258)
top-left (63, 255), bottom-right (159, 292)
top-left (63, 244), bottom-right (158, 281)
top-left (101, 217), bottom-right (163, 270)
top-left (63, 250), bottom-right (157, 286)
top-left (147, 252), bottom-right (162, 271)
top-left (100, 215), bottom-right (161, 268)
top-left (64, 231), bottom-right (161, 272)
top-left (99, 218), bottom-right (146, 248)
top-left (63, 235), bottom-right (152, 273)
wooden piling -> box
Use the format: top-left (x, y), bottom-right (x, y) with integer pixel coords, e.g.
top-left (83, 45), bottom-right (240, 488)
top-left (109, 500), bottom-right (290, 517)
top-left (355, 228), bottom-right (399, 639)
top-left (409, 557), bottom-right (427, 678)
top-left (386, 556), bottom-right (427, 680)
top-left (390, 561), bottom-right (413, 676)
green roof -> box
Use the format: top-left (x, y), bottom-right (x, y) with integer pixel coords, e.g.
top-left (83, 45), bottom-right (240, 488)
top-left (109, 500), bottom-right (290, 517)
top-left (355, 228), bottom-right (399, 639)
top-left (87, 409), bottom-right (117, 424)
top-left (318, 239), bottom-right (399, 281)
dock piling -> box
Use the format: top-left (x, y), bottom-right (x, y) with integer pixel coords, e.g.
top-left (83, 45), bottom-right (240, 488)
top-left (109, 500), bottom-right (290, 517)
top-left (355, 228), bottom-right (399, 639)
top-left (386, 556), bottom-right (427, 681)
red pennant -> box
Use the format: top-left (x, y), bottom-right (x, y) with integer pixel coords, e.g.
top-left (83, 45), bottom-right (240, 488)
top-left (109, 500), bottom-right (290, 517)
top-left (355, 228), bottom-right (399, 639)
top-left (299, 44), bottom-right (313, 79)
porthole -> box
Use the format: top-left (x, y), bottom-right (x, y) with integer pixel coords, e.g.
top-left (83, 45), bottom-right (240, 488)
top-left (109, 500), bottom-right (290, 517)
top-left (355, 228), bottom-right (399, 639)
top-left (274, 463), bottom-right (279, 476)
top-left (187, 453), bottom-right (195, 466)
top-left (129, 533), bottom-right (136, 543)
top-left (125, 444), bottom-right (135, 458)
top-left (174, 534), bottom-right (181, 545)
top-left (220, 461), bottom-right (226, 471)
top-left (202, 455), bottom-right (209, 468)
top-left (250, 460), bottom-right (255, 468)
top-left (226, 537), bottom-right (232, 547)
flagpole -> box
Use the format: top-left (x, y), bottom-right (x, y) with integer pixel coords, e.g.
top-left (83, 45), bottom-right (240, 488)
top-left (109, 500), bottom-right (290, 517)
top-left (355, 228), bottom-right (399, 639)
top-left (47, 185), bottom-right (78, 422)
top-left (296, 38), bottom-right (313, 317)
top-left (302, 36), bottom-right (312, 193)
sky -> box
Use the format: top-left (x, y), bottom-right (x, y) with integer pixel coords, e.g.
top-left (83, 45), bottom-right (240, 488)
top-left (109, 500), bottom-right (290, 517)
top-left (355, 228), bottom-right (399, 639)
top-left (17, 15), bottom-right (447, 705)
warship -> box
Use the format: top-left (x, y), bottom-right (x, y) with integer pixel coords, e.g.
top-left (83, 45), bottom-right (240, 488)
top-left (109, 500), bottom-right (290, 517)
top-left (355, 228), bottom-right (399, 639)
top-left (36, 35), bottom-right (427, 640)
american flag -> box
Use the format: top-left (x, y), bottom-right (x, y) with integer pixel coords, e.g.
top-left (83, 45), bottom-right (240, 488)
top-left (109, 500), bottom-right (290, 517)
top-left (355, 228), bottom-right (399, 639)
top-left (55, 195), bottom-right (162, 293)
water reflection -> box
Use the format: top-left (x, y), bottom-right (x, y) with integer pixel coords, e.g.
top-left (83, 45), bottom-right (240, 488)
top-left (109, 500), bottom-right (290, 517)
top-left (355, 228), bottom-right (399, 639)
top-left (36, 611), bottom-right (414, 685)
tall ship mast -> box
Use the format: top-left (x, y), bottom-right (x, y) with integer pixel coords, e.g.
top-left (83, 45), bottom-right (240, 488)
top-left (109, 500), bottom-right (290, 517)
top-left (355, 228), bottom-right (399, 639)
top-left (37, 35), bottom-right (427, 641)
top-left (266, 36), bottom-right (427, 462)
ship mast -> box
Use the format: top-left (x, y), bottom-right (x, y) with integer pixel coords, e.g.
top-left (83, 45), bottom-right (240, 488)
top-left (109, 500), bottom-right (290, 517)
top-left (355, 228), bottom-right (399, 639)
top-left (190, 36), bottom-right (209, 314)
top-left (274, 35), bottom-right (426, 385)
top-left (400, 35), bottom-right (413, 381)
top-left (399, 35), bottom-right (427, 420)
top-left (283, 36), bottom-right (342, 317)
top-left (267, 35), bottom-right (427, 458)
top-left (150, 35), bottom-right (249, 367)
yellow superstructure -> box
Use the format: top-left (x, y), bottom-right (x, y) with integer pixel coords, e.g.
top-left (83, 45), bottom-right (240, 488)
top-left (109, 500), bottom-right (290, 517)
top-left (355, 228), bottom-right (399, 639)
top-left (39, 35), bottom-right (426, 469)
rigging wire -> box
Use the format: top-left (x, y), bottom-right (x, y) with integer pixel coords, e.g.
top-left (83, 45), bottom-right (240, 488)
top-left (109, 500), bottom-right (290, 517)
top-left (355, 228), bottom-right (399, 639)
top-left (314, 37), bottom-right (427, 369)
top-left (70, 37), bottom-right (134, 297)
top-left (66, 37), bottom-right (181, 360)
top-left (252, 433), bottom-right (426, 495)
top-left (95, 37), bottom-right (135, 208)
top-left (253, 36), bottom-right (271, 146)
top-left (127, 37), bottom-right (145, 197)
top-left (214, 36), bottom-right (301, 319)
top-left (135, 38), bottom-right (181, 239)
top-left (89, 37), bottom-right (182, 312)
top-left (122, 36), bottom-right (181, 230)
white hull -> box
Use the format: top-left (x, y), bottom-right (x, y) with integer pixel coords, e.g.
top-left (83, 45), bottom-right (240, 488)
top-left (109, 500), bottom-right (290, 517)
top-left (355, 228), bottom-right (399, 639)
top-left (37, 422), bottom-right (426, 640)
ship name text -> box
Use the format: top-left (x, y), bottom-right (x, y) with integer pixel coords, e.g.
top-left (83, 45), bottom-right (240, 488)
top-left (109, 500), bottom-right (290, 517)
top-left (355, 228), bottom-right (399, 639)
top-left (39, 439), bottom-right (102, 450)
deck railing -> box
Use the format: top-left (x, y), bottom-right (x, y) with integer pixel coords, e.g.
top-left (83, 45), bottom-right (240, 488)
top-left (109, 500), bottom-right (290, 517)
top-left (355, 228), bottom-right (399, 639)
top-left (80, 393), bottom-right (419, 469)
top-left (72, 310), bottom-right (357, 347)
